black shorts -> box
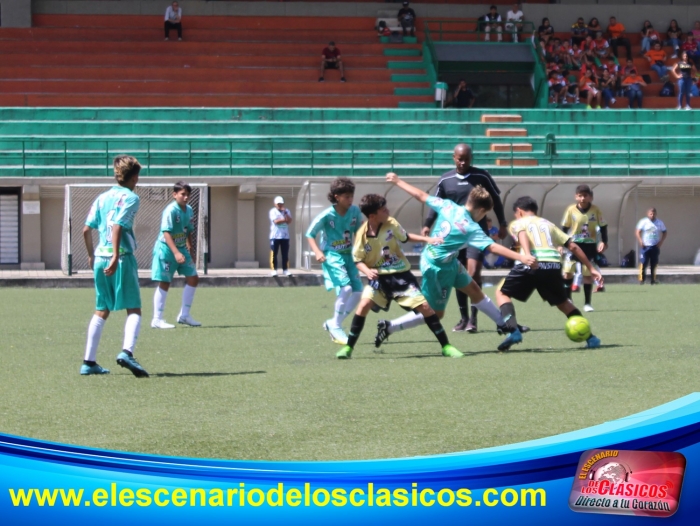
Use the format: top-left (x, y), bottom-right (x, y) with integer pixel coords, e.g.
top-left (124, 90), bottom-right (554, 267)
top-left (499, 263), bottom-right (568, 306)
top-left (458, 246), bottom-right (485, 264)
top-left (570, 242), bottom-right (598, 263)
top-left (369, 270), bottom-right (423, 312)
top-left (323, 60), bottom-right (339, 69)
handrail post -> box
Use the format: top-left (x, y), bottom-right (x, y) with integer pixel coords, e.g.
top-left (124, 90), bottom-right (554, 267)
top-left (22, 141), bottom-right (26, 177)
top-left (627, 141), bottom-right (631, 176)
top-left (64, 140), bottom-right (67, 176)
top-left (350, 141), bottom-right (355, 177)
top-left (188, 141), bottom-right (192, 176)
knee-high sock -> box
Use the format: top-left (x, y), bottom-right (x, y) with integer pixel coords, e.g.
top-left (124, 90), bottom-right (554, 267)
top-left (153, 286), bottom-right (168, 320)
top-left (500, 302), bottom-right (519, 332)
top-left (332, 286), bottom-right (353, 327)
top-left (122, 314), bottom-right (141, 354)
top-left (84, 315), bottom-right (106, 362)
top-left (179, 284), bottom-right (196, 318)
top-left (424, 314), bottom-right (449, 347)
top-left (456, 289), bottom-right (469, 321)
top-left (388, 311), bottom-right (424, 333)
top-left (470, 279), bottom-right (482, 322)
top-left (472, 296), bottom-right (505, 326)
top-left (583, 284), bottom-right (593, 305)
top-left (343, 292), bottom-right (362, 324)
top-left (346, 315), bottom-right (366, 349)
top-left (567, 308), bottom-right (583, 318)
top-left (563, 278), bottom-right (574, 299)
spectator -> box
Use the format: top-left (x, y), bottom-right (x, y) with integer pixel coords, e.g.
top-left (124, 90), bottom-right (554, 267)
top-left (453, 79), bottom-right (475, 108)
top-left (640, 21), bottom-right (660, 54)
top-left (579, 69), bottom-right (602, 109)
top-left (680, 34), bottom-right (700, 67)
top-left (269, 196), bottom-right (293, 277)
top-left (587, 17), bottom-right (601, 39)
top-left (397, 2), bottom-right (416, 38)
top-left (565, 72), bottom-right (580, 103)
top-left (164, 1), bottom-right (182, 41)
top-left (645, 41), bottom-right (669, 81)
top-left (599, 67), bottom-right (617, 108)
top-left (581, 35), bottom-right (596, 68)
top-left (548, 71), bottom-right (566, 105)
top-left (667, 20), bottom-right (682, 58)
top-left (538, 17), bottom-right (554, 45)
top-left (607, 17), bottom-right (631, 59)
top-left (319, 41), bottom-right (346, 82)
top-left (571, 17), bottom-right (588, 47)
top-left (672, 51), bottom-right (696, 110)
top-left (377, 21), bottom-right (391, 37)
top-left (635, 207), bottom-right (667, 285)
top-left (482, 5), bottom-right (503, 42)
top-left (622, 69), bottom-right (646, 109)
top-left (505, 3), bottom-right (524, 43)
top-left (692, 21), bottom-right (700, 43)
top-left (569, 43), bottom-right (584, 71)
top-left (594, 31), bottom-right (612, 60)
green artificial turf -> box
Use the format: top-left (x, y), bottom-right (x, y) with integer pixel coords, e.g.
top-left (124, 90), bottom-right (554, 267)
top-left (0, 285), bottom-right (698, 461)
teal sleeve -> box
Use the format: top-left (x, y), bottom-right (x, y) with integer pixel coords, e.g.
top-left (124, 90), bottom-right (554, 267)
top-left (113, 195), bottom-right (139, 230)
top-left (160, 205), bottom-right (176, 233)
top-left (85, 200), bottom-right (99, 229)
top-left (306, 212), bottom-right (325, 238)
top-left (470, 224), bottom-right (495, 252)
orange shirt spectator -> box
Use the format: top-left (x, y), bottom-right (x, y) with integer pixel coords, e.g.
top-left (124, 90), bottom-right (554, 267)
top-left (645, 48), bottom-right (667, 62)
top-left (623, 73), bottom-right (646, 86)
top-left (608, 21), bottom-right (626, 39)
top-left (607, 17), bottom-right (632, 59)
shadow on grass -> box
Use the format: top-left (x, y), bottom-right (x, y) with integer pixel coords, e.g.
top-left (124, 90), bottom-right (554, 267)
top-left (591, 309), bottom-right (659, 312)
top-left (194, 325), bottom-right (266, 329)
top-left (152, 371), bottom-right (266, 378)
top-left (465, 343), bottom-right (626, 356)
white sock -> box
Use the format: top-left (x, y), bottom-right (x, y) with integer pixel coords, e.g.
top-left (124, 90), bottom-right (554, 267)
top-left (179, 284), bottom-right (196, 318)
top-left (388, 311), bottom-right (424, 334)
top-left (332, 286), bottom-right (353, 327)
top-left (342, 291), bottom-right (362, 324)
top-left (153, 286), bottom-right (168, 321)
top-left (473, 296), bottom-right (505, 326)
top-left (84, 315), bottom-right (106, 361)
top-left (122, 314), bottom-right (141, 354)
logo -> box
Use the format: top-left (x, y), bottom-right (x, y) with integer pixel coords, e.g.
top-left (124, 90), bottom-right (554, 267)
top-left (163, 262), bottom-right (170, 272)
top-left (351, 217), bottom-right (357, 226)
top-left (438, 220), bottom-right (451, 238)
top-left (175, 213), bottom-right (180, 224)
top-left (329, 220), bottom-right (335, 229)
top-left (569, 449), bottom-right (686, 518)
top-left (364, 243), bottom-right (372, 252)
top-left (385, 230), bottom-right (394, 242)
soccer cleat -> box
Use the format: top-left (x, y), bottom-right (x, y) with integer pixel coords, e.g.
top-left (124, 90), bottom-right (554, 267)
top-left (452, 319), bottom-right (469, 332)
top-left (585, 335), bottom-right (601, 348)
top-left (323, 320), bottom-right (348, 345)
top-left (116, 352), bottom-right (149, 378)
top-left (498, 328), bottom-right (523, 352)
top-left (583, 304), bottom-right (594, 312)
top-left (375, 319), bottom-right (390, 348)
top-left (571, 284), bottom-right (580, 293)
top-left (283, 270), bottom-right (292, 277)
top-left (336, 345), bottom-right (353, 359)
top-left (318, 77), bottom-right (325, 82)
top-left (518, 324), bottom-right (530, 334)
top-left (151, 319), bottom-right (175, 329)
top-left (340, 77), bottom-right (347, 82)
top-left (465, 320), bottom-right (477, 333)
top-left (80, 363), bottom-right (110, 375)
top-left (441, 344), bottom-right (464, 358)
top-left (177, 315), bottom-right (202, 327)
top-left (271, 270), bottom-right (278, 277)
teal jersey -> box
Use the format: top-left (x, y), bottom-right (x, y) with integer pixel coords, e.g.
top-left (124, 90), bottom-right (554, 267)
top-left (85, 186), bottom-right (140, 257)
top-left (157, 201), bottom-right (194, 249)
top-left (423, 196), bottom-right (493, 264)
top-left (305, 205), bottom-right (363, 255)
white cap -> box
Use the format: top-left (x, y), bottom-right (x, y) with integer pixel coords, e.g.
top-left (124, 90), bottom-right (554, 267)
top-left (274, 196), bottom-right (285, 205)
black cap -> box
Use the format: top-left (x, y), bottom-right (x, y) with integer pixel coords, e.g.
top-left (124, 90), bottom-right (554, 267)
top-left (403, 1), bottom-right (409, 5)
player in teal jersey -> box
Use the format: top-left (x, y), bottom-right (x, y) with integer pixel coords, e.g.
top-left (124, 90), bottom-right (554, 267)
top-left (374, 173), bottom-right (534, 348)
top-left (150, 181), bottom-right (201, 329)
top-left (305, 178), bottom-right (365, 345)
top-left (81, 155), bottom-right (148, 378)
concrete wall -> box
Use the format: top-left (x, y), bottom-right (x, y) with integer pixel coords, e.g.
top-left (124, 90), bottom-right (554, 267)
top-left (39, 194), bottom-right (63, 269)
top-left (2, 0), bottom-right (32, 27)
top-left (209, 186), bottom-right (237, 267)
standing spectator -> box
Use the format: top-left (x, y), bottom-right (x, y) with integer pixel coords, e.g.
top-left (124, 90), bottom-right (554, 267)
top-left (164, 1), bottom-right (182, 41)
top-left (453, 79), bottom-right (475, 108)
top-left (622, 69), bottom-right (646, 109)
top-left (672, 51), bottom-right (696, 110)
top-left (270, 196), bottom-right (292, 277)
top-left (319, 41), bottom-right (346, 82)
top-left (571, 17), bottom-right (588, 47)
top-left (397, 2), bottom-right (416, 38)
top-left (667, 20), bottom-right (682, 58)
top-left (645, 41), bottom-right (669, 81)
top-left (538, 17), bottom-right (554, 45)
top-left (607, 17), bottom-right (631, 59)
top-left (587, 17), bottom-right (602, 39)
top-left (640, 21), bottom-right (660, 54)
top-left (635, 207), bottom-right (667, 285)
top-left (483, 5), bottom-right (503, 42)
top-left (505, 3), bottom-right (524, 43)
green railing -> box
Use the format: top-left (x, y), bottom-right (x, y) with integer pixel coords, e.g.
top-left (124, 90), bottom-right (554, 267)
top-left (423, 18), bottom-right (536, 43)
top-left (1, 137), bottom-right (699, 177)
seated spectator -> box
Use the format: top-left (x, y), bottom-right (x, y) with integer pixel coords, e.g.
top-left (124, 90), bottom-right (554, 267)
top-left (164, 1), bottom-right (182, 41)
top-left (645, 41), bottom-right (669, 81)
top-left (545, 37), bottom-right (563, 64)
top-left (579, 69), bottom-right (602, 109)
top-left (622, 69), bottom-right (646, 109)
top-left (607, 17), bottom-right (631, 59)
top-left (672, 51), bottom-right (696, 110)
top-left (571, 17), bottom-right (588, 47)
top-left (548, 71), bottom-right (566, 105)
top-left (599, 67), bottom-right (617, 108)
top-left (505, 3), bottom-right (524, 43)
top-left (667, 20), bottom-right (682, 58)
top-left (594, 31), bottom-right (612, 60)
top-left (581, 35), bottom-right (597, 68)
top-left (397, 2), bottom-right (416, 38)
top-left (565, 72), bottom-right (580, 103)
top-left (483, 5), bottom-right (503, 42)
top-left (681, 34), bottom-right (700, 67)
top-left (692, 21), bottom-right (700, 43)
top-left (452, 80), bottom-right (475, 108)
top-left (640, 21), bottom-right (660, 54)
top-left (569, 43), bottom-right (584, 71)
top-left (587, 17), bottom-right (602, 39)
top-left (319, 42), bottom-right (346, 82)
top-left (538, 17), bottom-right (554, 45)
top-left (377, 21), bottom-right (391, 37)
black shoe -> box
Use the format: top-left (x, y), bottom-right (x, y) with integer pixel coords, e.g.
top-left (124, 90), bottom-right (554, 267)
top-left (318, 77), bottom-right (324, 82)
top-left (640, 280), bottom-right (645, 285)
top-left (452, 319), bottom-right (469, 332)
top-left (340, 77), bottom-right (346, 82)
top-left (465, 320), bottom-right (477, 333)
top-left (518, 324), bottom-right (530, 334)
top-left (651, 280), bottom-right (658, 285)
top-left (375, 320), bottom-right (390, 348)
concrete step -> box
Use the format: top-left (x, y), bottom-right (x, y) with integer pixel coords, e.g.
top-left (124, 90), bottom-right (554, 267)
top-left (481, 114), bottom-right (523, 123)
top-left (490, 143), bottom-right (533, 152)
top-left (496, 159), bottom-right (538, 166)
top-left (486, 128), bottom-right (528, 138)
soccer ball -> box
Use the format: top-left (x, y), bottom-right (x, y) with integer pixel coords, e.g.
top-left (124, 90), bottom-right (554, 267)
top-left (565, 316), bottom-right (591, 342)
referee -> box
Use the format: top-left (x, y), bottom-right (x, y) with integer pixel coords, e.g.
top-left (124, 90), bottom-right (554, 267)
top-left (421, 143), bottom-right (527, 333)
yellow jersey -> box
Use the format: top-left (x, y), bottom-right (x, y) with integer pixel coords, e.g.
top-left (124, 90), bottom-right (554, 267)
top-left (561, 204), bottom-right (606, 244)
top-left (353, 217), bottom-right (411, 274)
top-left (509, 215), bottom-right (571, 263)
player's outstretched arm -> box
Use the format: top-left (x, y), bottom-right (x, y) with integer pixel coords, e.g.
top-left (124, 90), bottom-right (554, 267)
top-left (488, 243), bottom-right (536, 267)
top-left (568, 241), bottom-right (603, 283)
top-left (386, 172), bottom-right (429, 203)
top-left (406, 232), bottom-right (443, 245)
top-left (83, 225), bottom-right (95, 269)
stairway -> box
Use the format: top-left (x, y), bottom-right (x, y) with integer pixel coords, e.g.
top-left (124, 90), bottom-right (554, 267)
top-left (482, 114), bottom-right (537, 167)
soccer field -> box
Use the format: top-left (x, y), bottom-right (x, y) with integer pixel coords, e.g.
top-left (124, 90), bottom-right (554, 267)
top-left (1, 284), bottom-right (698, 461)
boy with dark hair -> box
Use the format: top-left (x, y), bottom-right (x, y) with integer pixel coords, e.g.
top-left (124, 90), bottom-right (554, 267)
top-left (151, 180), bottom-right (201, 329)
top-left (337, 193), bottom-right (459, 359)
top-left (81, 155), bottom-right (148, 377)
top-left (375, 174), bottom-right (533, 347)
top-left (306, 178), bottom-right (364, 344)
top-left (561, 184), bottom-right (607, 311)
top-left (497, 196), bottom-right (602, 351)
